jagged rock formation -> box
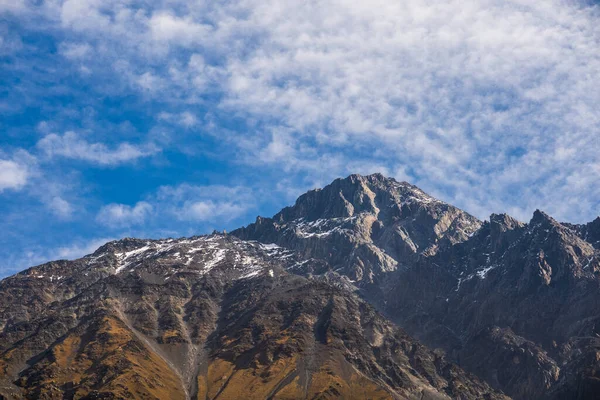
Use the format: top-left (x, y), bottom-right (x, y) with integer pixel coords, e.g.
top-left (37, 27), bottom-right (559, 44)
top-left (1, 173), bottom-right (599, 399)
top-left (565, 217), bottom-right (600, 249)
top-left (385, 209), bottom-right (600, 399)
top-left (0, 235), bottom-right (504, 399)
top-left (233, 174), bottom-right (481, 284)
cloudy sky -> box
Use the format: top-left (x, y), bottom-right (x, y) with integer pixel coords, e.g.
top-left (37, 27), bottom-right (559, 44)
top-left (1, 0), bottom-right (599, 277)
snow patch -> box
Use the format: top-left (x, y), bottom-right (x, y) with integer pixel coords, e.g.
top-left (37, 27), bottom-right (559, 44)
top-left (202, 248), bottom-right (227, 272)
top-left (476, 264), bottom-right (496, 279)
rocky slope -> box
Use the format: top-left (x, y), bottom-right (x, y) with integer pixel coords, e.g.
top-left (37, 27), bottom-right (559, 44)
top-left (233, 173), bottom-right (600, 400)
top-left (0, 234), bottom-right (504, 399)
top-left (385, 210), bottom-right (600, 399)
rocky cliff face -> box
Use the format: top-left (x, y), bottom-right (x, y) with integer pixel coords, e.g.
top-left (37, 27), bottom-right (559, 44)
top-left (233, 174), bottom-right (480, 284)
top-left (385, 209), bottom-right (600, 399)
top-left (565, 217), bottom-right (600, 249)
top-left (1, 173), bottom-right (599, 400)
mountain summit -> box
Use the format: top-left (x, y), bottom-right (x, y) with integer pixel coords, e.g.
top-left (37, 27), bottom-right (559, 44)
top-left (233, 174), bottom-right (481, 283)
top-left (1, 173), bottom-right (599, 400)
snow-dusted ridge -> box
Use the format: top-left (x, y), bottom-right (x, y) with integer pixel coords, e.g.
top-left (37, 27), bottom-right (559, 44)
top-left (82, 234), bottom-right (297, 282)
top-left (292, 217), bottom-right (355, 239)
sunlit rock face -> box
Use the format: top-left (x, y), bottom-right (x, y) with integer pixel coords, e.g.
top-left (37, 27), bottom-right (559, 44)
top-left (233, 173), bottom-right (481, 284)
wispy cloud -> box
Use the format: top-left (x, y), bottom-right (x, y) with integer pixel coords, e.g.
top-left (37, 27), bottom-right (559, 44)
top-left (93, 184), bottom-right (255, 234)
top-left (157, 111), bottom-right (199, 128)
top-left (58, 42), bottom-right (92, 60)
top-left (48, 196), bottom-right (74, 219)
top-left (97, 201), bottom-right (153, 227)
top-left (0, 158), bottom-right (29, 192)
top-left (0, 0), bottom-right (26, 13)
top-left (157, 184), bottom-right (256, 223)
top-left (16, 0), bottom-right (596, 221)
top-left (37, 132), bottom-right (160, 166)
top-left (0, 236), bottom-right (116, 278)
top-left (180, 201), bottom-right (248, 222)
top-left (148, 11), bottom-right (212, 48)
top-left (52, 237), bottom-right (116, 260)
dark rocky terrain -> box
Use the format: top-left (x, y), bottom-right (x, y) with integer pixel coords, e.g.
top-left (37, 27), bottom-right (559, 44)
top-left (1, 173), bottom-right (599, 399)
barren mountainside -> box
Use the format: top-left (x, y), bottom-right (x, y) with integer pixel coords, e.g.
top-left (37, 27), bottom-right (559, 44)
top-left (1, 173), bottom-right (599, 399)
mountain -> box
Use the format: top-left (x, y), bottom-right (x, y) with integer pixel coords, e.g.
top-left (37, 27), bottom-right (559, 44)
top-left (1, 173), bottom-right (599, 399)
top-left (233, 174), bottom-right (600, 400)
top-left (385, 210), bottom-right (600, 399)
top-left (0, 234), bottom-right (504, 399)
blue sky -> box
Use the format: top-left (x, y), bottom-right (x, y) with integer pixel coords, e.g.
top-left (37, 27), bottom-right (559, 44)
top-left (1, 0), bottom-right (600, 278)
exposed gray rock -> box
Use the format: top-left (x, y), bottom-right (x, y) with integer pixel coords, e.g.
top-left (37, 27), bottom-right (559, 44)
top-left (233, 173), bottom-right (481, 284)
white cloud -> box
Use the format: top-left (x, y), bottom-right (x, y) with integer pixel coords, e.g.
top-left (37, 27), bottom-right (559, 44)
top-left (0, 159), bottom-right (28, 192)
top-left (59, 42), bottom-right (92, 59)
top-left (207, 0), bottom-right (600, 222)
top-left (137, 72), bottom-right (164, 92)
top-left (179, 112), bottom-right (198, 127)
top-left (182, 200), bottom-right (247, 222)
top-left (158, 111), bottom-right (199, 128)
top-left (54, 237), bottom-right (115, 260)
top-left (0, 236), bottom-right (116, 278)
top-left (97, 201), bottom-right (153, 227)
top-left (0, 0), bottom-right (26, 13)
top-left (156, 184), bottom-right (255, 223)
top-left (148, 11), bottom-right (211, 47)
top-left (48, 196), bottom-right (73, 218)
top-left (37, 131), bottom-right (160, 166)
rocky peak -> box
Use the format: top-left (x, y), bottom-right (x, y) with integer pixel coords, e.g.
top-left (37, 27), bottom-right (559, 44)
top-left (515, 210), bottom-right (597, 285)
top-left (582, 216), bottom-right (600, 248)
top-left (488, 213), bottom-right (525, 253)
top-left (565, 216), bottom-right (600, 249)
top-left (530, 209), bottom-right (559, 227)
top-left (233, 174), bottom-right (481, 284)
top-left (93, 237), bottom-right (150, 256)
top-left (490, 213), bottom-right (524, 232)
top-left (273, 173), bottom-right (446, 223)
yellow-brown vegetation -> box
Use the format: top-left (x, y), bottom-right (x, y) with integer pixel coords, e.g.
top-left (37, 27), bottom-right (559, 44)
top-left (19, 316), bottom-right (186, 400)
top-left (196, 353), bottom-right (392, 399)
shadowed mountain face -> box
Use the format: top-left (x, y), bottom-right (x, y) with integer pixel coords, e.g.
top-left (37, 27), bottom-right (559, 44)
top-left (0, 173), bottom-right (598, 399)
